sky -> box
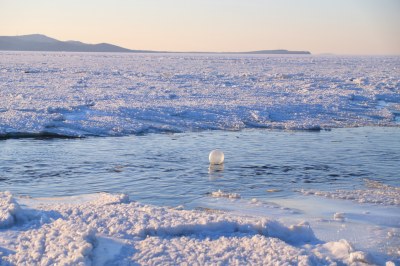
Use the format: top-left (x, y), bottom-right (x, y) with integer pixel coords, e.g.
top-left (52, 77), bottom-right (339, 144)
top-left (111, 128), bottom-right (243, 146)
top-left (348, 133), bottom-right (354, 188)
top-left (1, 0), bottom-right (399, 55)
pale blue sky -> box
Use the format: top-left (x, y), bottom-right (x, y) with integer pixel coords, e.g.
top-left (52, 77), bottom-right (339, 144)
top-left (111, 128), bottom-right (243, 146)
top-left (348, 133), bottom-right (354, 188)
top-left (1, 0), bottom-right (399, 54)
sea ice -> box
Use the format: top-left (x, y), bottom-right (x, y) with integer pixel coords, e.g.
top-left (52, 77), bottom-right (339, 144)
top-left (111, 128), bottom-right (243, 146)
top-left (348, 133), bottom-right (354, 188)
top-left (299, 179), bottom-right (400, 206)
top-left (0, 191), bottom-right (384, 265)
top-left (333, 212), bottom-right (346, 222)
top-left (0, 52), bottom-right (399, 138)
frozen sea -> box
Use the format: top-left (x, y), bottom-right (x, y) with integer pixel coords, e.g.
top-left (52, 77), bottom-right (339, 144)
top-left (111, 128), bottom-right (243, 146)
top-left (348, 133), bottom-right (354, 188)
top-left (0, 52), bottom-right (399, 265)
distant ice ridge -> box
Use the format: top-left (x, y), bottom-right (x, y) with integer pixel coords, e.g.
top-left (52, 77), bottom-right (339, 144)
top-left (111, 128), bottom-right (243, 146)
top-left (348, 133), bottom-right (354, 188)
top-left (0, 191), bottom-right (382, 265)
top-left (0, 52), bottom-right (399, 138)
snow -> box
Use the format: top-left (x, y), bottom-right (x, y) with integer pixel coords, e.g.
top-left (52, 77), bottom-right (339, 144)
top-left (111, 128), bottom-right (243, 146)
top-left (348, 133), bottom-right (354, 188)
top-left (299, 179), bottom-right (400, 206)
top-left (198, 181), bottom-right (400, 265)
top-left (0, 52), bottom-right (399, 138)
top-left (311, 240), bottom-right (372, 265)
top-left (0, 191), bottom-right (21, 229)
top-left (0, 191), bottom-right (383, 265)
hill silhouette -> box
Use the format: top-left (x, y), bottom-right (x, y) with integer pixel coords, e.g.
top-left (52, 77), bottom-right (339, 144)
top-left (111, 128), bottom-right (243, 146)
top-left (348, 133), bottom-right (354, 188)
top-left (0, 34), bottom-right (154, 53)
top-left (0, 34), bottom-right (311, 54)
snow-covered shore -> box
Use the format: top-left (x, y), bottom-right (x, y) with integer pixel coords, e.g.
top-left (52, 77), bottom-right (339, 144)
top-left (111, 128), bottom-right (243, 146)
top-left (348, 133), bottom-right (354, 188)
top-left (0, 191), bottom-right (388, 265)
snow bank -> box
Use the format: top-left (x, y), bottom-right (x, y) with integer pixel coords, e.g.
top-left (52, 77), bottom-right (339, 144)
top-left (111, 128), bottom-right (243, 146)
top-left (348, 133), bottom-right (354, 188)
top-left (0, 192), bottom-right (381, 265)
top-left (1, 53), bottom-right (399, 138)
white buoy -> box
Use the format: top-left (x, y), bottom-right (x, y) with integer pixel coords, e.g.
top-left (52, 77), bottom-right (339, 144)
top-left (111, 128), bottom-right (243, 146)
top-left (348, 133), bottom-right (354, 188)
top-left (209, 149), bottom-right (224, 165)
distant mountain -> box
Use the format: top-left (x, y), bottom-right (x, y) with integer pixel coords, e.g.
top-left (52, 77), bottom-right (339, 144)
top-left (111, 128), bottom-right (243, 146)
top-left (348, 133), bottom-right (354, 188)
top-left (0, 34), bottom-right (311, 54)
top-left (0, 34), bottom-right (155, 53)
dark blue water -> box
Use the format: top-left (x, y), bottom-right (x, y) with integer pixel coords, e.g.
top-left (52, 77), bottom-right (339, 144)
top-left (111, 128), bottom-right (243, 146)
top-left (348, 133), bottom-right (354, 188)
top-left (0, 127), bottom-right (399, 206)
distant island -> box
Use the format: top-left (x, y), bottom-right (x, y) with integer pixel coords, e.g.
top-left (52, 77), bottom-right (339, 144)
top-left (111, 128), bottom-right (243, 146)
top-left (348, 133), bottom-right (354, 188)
top-left (0, 34), bottom-right (311, 54)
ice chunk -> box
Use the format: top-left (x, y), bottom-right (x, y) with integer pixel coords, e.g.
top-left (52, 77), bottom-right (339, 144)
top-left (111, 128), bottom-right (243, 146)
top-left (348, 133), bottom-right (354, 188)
top-left (333, 212), bottom-right (345, 221)
top-left (210, 190), bottom-right (241, 199)
top-left (0, 191), bottom-right (22, 228)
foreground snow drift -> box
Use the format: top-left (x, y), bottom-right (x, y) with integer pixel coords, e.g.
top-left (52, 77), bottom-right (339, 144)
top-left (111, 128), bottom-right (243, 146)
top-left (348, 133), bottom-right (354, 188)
top-left (0, 192), bottom-right (386, 265)
top-left (1, 53), bottom-right (399, 138)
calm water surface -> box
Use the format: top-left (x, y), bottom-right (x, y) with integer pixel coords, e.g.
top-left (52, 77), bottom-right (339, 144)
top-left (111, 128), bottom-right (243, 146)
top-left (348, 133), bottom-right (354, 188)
top-left (0, 127), bottom-right (399, 206)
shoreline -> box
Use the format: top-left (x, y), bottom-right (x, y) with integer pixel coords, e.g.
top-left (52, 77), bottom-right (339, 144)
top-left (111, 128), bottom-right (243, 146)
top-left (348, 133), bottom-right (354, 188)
top-left (1, 190), bottom-right (398, 265)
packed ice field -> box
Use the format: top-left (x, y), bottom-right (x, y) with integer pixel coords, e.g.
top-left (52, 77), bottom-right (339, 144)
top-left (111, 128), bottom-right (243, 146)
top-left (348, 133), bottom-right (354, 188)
top-left (0, 52), bottom-right (399, 137)
top-left (0, 52), bottom-right (400, 265)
